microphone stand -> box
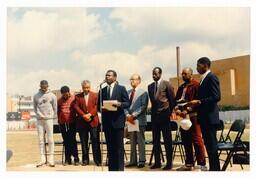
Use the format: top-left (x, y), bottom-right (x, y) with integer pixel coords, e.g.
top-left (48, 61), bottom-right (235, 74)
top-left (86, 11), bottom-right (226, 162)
top-left (99, 82), bottom-right (104, 171)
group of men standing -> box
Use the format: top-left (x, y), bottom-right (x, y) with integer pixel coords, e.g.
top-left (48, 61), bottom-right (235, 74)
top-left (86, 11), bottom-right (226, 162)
top-left (33, 56), bottom-right (221, 171)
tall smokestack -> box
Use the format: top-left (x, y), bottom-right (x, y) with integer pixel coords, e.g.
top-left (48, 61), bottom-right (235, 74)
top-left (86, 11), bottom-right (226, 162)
top-left (176, 46), bottom-right (180, 86)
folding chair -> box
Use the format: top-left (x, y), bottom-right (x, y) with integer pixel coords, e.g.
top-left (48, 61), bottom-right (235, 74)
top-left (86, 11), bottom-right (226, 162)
top-left (171, 121), bottom-right (185, 163)
top-left (217, 119), bottom-right (245, 171)
top-left (217, 120), bottom-right (225, 143)
top-left (233, 141), bottom-right (249, 170)
top-left (147, 121), bottom-right (165, 165)
top-left (44, 125), bottom-right (65, 164)
top-left (53, 125), bottom-right (65, 164)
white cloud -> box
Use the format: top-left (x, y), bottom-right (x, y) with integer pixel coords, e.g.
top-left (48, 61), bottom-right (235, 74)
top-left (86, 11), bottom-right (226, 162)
top-left (7, 8), bottom-right (103, 60)
top-left (7, 39), bottom-right (249, 96)
top-left (110, 7), bottom-right (250, 42)
top-left (74, 42), bottom-right (226, 92)
top-left (7, 69), bottom-right (82, 96)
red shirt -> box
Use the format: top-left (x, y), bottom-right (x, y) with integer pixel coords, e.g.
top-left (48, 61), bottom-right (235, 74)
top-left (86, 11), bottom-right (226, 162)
top-left (57, 95), bottom-right (76, 124)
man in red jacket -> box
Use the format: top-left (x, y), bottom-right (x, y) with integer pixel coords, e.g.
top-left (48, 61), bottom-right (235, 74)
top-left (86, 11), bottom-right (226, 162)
top-left (175, 68), bottom-right (206, 171)
top-left (57, 86), bottom-right (79, 165)
top-left (74, 80), bottom-right (101, 166)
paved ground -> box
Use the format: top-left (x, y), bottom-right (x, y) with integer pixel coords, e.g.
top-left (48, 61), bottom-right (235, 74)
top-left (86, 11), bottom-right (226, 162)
top-left (6, 130), bottom-right (249, 172)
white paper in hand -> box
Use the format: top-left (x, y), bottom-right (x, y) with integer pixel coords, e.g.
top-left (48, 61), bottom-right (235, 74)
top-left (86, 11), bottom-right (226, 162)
top-left (127, 119), bottom-right (139, 132)
top-left (103, 100), bottom-right (118, 111)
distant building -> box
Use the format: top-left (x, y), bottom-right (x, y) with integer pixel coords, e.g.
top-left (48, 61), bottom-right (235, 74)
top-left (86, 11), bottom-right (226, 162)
top-left (170, 55), bottom-right (250, 107)
top-left (6, 95), bottom-right (36, 119)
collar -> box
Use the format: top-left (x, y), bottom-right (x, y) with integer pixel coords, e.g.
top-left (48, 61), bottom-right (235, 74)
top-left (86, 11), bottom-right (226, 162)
top-left (200, 70), bottom-right (211, 80)
top-left (155, 79), bottom-right (162, 85)
top-left (84, 92), bottom-right (90, 96)
top-left (108, 81), bottom-right (116, 88)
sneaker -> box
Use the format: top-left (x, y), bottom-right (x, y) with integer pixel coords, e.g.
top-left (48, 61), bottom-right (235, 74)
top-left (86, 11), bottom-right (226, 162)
top-left (176, 165), bottom-right (193, 171)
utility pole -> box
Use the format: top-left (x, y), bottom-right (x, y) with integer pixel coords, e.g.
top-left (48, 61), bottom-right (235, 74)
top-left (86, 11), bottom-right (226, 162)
top-left (176, 46), bottom-right (180, 87)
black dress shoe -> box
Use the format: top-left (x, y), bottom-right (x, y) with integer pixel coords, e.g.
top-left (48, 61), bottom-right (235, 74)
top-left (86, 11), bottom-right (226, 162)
top-left (74, 161), bottom-right (79, 166)
top-left (95, 161), bottom-right (101, 166)
top-left (82, 160), bottom-right (89, 166)
top-left (125, 163), bottom-right (137, 167)
top-left (74, 158), bottom-right (80, 166)
top-left (150, 164), bottom-right (161, 169)
top-left (137, 163), bottom-right (145, 168)
top-left (162, 165), bottom-right (172, 170)
top-left (64, 160), bottom-right (72, 165)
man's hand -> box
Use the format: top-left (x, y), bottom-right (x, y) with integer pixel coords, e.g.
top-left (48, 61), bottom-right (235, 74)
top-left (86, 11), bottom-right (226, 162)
top-left (187, 100), bottom-right (201, 107)
top-left (179, 110), bottom-right (187, 118)
top-left (175, 109), bottom-right (182, 116)
top-left (112, 101), bottom-right (122, 108)
top-left (170, 112), bottom-right (177, 120)
top-left (126, 114), bottom-right (135, 125)
top-left (101, 106), bottom-right (109, 112)
top-left (82, 113), bottom-right (92, 122)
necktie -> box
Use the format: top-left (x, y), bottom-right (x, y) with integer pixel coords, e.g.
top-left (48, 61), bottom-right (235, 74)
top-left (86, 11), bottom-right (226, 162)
top-left (107, 86), bottom-right (111, 99)
top-left (154, 81), bottom-right (158, 97)
top-left (129, 89), bottom-right (135, 103)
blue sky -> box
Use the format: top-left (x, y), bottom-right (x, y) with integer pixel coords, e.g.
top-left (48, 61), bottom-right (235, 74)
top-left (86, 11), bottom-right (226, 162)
top-left (7, 7), bottom-right (250, 96)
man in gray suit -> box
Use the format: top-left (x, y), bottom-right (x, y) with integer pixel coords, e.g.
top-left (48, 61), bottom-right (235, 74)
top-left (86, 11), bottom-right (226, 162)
top-left (125, 74), bottom-right (149, 168)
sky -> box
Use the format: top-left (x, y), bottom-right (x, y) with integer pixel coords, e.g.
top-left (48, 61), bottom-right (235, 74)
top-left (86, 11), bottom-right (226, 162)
top-left (7, 7), bottom-right (250, 96)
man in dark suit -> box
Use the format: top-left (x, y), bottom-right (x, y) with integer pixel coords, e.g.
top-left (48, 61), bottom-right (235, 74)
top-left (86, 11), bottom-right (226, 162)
top-left (188, 57), bottom-right (221, 171)
top-left (148, 67), bottom-right (175, 170)
top-left (98, 70), bottom-right (130, 171)
top-left (74, 80), bottom-right (101, 166)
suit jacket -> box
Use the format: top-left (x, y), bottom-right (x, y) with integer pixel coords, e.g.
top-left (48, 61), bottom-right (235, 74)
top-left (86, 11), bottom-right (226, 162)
top-left (148, 80), bottom-right (175, 122)
top-left (73, 91), bottom-right (99, 128)
top-left (197, 72), bottom-right (221, 125)
top-left (98, 83), bottom-right (130, 129)
top-left (124, 88), bottom-right (149, 126)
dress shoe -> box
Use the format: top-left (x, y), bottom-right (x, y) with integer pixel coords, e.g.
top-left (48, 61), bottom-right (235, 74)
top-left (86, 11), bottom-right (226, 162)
top-left (95, 161), bottom-right (101, 166)
top-left (150, 164), bottom-right (161, 169)
top-left (74, 161), bottom-right (79, 166)
top-left (125, 163), bottom-right (137, 167)
top-left (194, 165), bottom-right (208, 171)
top-left (137, 163), bottom-right (145, 168)
top-left (74, 158), bottom-right (80, 166)
top-left (82, 160), bottom-right (89, 166)
top-left (64, 159), bottom-right (72, 165)
top-left (162, 164), bottom-right (172, 170)
top-left (49, 164), bottom-right (55, 167)
top-left (176, 165), bottom-right (193, 171)
top-left (36, 161), bottom-right (46, 168)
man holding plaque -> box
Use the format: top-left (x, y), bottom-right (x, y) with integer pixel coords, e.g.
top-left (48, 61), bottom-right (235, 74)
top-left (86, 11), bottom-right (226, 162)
top-left (98, 70), bottom-right (130, 171)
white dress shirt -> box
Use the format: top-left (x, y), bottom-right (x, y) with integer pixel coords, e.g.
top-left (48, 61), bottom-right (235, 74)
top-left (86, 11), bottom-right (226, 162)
top-left (84, 93), bottom-right (89, 106)
top-left (107, 82), bottom-right (116, 98)
top-left (200, 70), bottom-right (211, 85)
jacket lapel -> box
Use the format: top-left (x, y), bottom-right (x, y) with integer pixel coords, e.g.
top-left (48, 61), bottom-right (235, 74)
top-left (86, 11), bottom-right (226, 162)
top-left (81, 93), bottom-right (88, 112)
top-left (111, 84), bottom-right (118, 100)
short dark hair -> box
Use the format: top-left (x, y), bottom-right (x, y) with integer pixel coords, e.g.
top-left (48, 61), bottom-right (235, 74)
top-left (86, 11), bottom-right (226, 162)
top-left (153, 67), bottom-right (162, 74)
top-left (40, 80), bottom-right (48, 85)
top-left (107, 69), bottom-right (117, 77)
top-left (60, 86), bottom-right (70, 93)
top-left (197, 57), bottom-right (211, 67)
